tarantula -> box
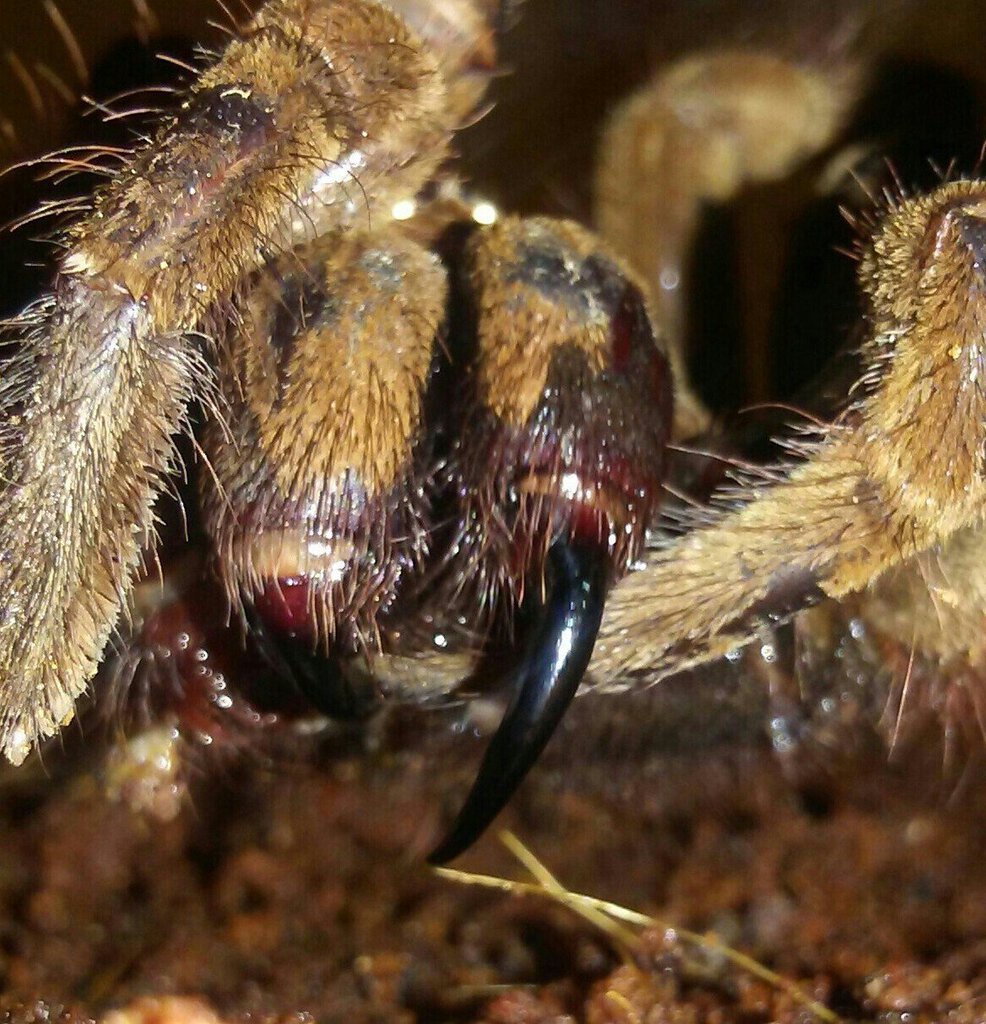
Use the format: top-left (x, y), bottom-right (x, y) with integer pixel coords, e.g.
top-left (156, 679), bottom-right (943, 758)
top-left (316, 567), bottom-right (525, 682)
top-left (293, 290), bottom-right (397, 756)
top-left (2, 0), bottom-right (986, 865)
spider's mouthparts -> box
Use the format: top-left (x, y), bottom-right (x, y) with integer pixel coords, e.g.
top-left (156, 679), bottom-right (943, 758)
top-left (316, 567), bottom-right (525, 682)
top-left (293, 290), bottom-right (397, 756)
top-left (428, 535), bottom-right (607, 865)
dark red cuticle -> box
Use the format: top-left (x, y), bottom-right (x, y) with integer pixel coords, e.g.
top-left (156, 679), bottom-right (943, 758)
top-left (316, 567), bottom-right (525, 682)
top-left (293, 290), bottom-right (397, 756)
top-left (569, 503), bottom-right (609, 548)
top-left (607, 281), bottom-right (673, 415)
top-left (609, 288), bottom-right (637, 373)
top-left (253, 576), bottom-right (316, 640)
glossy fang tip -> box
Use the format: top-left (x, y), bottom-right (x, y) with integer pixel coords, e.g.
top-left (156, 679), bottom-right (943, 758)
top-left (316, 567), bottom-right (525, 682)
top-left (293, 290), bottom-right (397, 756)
top-left (428, 536), bottom-right (607, 864)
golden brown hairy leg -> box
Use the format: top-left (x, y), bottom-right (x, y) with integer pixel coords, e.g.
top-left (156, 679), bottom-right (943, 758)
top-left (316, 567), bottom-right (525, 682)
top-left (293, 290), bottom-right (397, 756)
top-left (593, 180), bottom-right (986, 685)
top-left (0, 0), bottom-right (493, 765)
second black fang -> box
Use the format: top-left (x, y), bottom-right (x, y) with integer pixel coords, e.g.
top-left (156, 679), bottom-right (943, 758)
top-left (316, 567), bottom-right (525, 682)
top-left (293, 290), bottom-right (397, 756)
top-left (428, 536), bottom-right (608, 864)
top-left (245, 601), bottom-right (378, 721)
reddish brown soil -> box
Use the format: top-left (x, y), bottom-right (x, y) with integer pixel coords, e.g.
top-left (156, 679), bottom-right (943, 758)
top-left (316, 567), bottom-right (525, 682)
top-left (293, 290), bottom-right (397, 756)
top-left (3, 656), bottom-right (986, 1024)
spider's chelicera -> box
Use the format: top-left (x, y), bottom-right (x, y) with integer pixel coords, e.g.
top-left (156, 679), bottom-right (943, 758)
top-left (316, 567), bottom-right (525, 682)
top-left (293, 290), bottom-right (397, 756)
top-left (206, 214), bottom-right (671, 862)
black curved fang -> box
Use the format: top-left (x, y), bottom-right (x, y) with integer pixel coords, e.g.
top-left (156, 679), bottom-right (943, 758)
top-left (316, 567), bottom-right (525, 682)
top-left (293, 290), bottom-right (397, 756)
top-left (428, 536), bottom-right (608, 864)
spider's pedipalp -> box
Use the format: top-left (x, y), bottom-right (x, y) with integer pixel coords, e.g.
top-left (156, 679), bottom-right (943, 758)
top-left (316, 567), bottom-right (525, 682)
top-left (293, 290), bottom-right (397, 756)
top-left (593, 179), bottom-right (986, 690)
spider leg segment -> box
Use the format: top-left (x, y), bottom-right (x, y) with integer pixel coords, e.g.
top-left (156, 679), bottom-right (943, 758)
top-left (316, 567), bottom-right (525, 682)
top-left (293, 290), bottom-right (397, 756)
top-left (593, 181), bottom-right (986, 689)
top-left (582, 39), bottom-right (986, 696)
top-left (595, 49), bottom-right (860, 437)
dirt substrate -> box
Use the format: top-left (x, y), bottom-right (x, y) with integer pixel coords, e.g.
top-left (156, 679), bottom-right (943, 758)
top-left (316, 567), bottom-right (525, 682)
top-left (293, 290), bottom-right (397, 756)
top-left (3, 658), bottom-right (986, 1024)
